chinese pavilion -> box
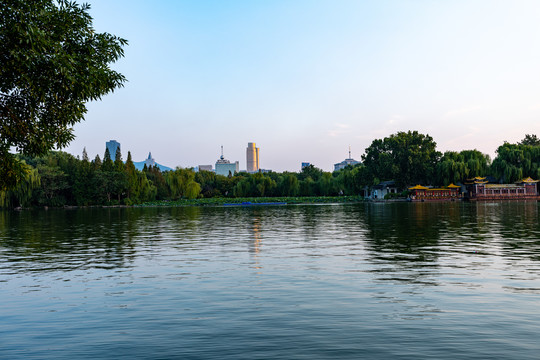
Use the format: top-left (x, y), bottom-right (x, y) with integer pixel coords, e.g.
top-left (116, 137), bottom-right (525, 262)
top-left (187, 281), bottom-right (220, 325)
top-left (408, 184), bottom-right (461, 201)
top-left (465, 177), bottom-right (539, 201)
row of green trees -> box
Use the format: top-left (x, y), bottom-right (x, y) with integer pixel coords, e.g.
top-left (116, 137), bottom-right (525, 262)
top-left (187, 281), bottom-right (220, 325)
top-left (0, 150), bottom-right (353, 208)
top-left (1, 132), bottom-right (539, 208)
top-left (361, 132), bottom-right (539, 187)
top-left (0, 147), bottom-right (200, 208)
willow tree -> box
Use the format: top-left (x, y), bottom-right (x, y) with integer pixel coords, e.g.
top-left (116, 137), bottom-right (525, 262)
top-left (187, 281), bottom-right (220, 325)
top-left (436, 150), bottom-right (490, 185)
top-left (0, 0), bottom-right (127, 190)
top-left (165, 168), bottom-right (201, 200)
top-left (0, 161), bottom-right (40, 208)
top-left (334, 165), bottom-right (371, 195)
top-left (491, 138), bottom-right (540, 182)
top-left (277, 173), bottom-right (300, 197)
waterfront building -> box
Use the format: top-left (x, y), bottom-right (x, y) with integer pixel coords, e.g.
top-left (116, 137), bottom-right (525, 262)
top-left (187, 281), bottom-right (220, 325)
top-left (366, 180), bottom-right (398, 200)
top-left (408, 184), bottom-right (461, 201)
top-left (105, 140), bottom-right (120, 160)
top-left (465, 177), bottom-right (539, 201)
top-left (334, 147), bottom-right (360, 171)
top-left (216, 146), bottom-right (239, 176)
top-left (246, 142), bottom-right (259, 173)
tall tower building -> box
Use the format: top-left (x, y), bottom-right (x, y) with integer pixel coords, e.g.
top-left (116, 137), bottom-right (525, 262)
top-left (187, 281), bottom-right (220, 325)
top-left (105, 140), bottom-right (120, 160)
top-left (246, 142), bottom-right (259, 173)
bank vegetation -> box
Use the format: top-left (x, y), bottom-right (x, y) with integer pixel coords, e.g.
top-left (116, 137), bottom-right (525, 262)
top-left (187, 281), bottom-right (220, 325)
top-left (1, 132), bottom-right (539, 209)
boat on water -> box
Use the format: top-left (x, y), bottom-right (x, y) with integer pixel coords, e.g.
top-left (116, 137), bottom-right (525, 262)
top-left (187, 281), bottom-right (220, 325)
top-left (407, 184), bottom-right (462, 202)
top-left (464, 177), bottom-right (540, 201)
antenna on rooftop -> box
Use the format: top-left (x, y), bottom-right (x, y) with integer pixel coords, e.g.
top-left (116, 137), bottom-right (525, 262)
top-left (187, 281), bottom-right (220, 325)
top-left (220, 145), bottom-right (224, 160)
top-left (348, 145), bottom-right (351, 159)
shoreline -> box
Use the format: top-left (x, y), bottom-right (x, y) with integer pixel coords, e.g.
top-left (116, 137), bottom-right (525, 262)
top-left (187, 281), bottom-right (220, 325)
top-left (5, 196), bottom-right (365, 211)
top-left (136, 196), bottom-right (365, 207)
top-left (6, 196), bottom-right (539, 211)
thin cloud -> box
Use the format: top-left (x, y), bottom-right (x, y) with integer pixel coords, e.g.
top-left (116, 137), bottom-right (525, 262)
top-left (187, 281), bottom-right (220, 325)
top-left (327, 123), bottom-right (350, 137)
top-left (443, 106), bottom-right (482, 119)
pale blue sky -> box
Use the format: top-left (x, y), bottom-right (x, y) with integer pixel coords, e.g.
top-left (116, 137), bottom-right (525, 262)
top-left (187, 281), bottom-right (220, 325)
top-left (66, 0), bottom-right (540, 171)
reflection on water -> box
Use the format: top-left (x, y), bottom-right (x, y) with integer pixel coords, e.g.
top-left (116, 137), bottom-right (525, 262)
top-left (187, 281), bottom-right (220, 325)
top-left (1, 202), bottom-right (540, 359)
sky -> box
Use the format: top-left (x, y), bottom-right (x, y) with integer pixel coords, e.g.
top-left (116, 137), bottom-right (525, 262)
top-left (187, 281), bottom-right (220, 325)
top-left (64, 0), bottom-right (540, 172)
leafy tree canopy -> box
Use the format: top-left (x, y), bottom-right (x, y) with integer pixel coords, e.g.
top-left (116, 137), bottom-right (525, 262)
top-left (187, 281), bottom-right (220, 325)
top-left (298, 164), bottom-right (323, 181)
top-left (436, 149), bottom-right (491, 185)
top-left (0, 0), bottom-right (127, 190)
top-left (362, 131), bottom-right (441, 188)
top-left (491, 137), bottom-right (540, 182)
top-left (518, 134), bottom-right (540, 146)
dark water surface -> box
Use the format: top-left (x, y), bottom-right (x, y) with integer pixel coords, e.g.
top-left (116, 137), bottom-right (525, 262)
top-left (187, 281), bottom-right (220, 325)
top-left (1, 202), bottom-right (539, 359)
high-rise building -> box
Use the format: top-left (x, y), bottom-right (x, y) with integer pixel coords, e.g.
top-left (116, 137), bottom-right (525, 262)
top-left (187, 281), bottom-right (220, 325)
top-left (246, 142), bottom-right (259, 173)
top-left (215, 146), bottom-right (239, 176)
top-left (105, 140), bottom-right (120, 160)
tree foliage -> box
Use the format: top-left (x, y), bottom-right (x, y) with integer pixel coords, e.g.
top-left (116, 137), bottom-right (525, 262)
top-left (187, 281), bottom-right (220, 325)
top-left (334, 164), bottom-right (370, 195)
top-left (0, 160), bottom-right (40, 208)
top-left (277, 173), bottom-right (300, 197)
top-left (3, 133), bottom-right (540, 209)
top-left (491, 139), bottom-right (540, 182)
top-left (519, 134), bottom-right (540, 146)
top-left (165, 168), bottom-right (201, 200)
top-left (362, 131), bottom-right (441, 188)
top-left (0, 0), bottom-right (127, 190)
top-left (436, 150), bottom-right (491, 185)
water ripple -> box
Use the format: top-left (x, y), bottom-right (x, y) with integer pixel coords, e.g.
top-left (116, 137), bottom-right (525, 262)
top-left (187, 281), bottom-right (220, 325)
top-left (1, 202), bottom-right (540, 359)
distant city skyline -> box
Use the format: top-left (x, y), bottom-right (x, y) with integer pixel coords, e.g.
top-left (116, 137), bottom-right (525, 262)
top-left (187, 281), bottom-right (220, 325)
top-left (101, 140), bottom-right (172, 171)
top-left (97, 139), bottom-right (362, 173)
top-left (65, 0), bottom-right (540, 171)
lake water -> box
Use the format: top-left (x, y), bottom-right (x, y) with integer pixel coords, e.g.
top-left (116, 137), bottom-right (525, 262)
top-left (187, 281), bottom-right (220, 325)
top-left (1, 202), bottom-right (539, 359)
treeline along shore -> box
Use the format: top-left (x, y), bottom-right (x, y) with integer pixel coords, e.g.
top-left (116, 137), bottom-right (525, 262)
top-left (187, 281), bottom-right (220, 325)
top-left (2, 131), bottom-right (539, 209)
